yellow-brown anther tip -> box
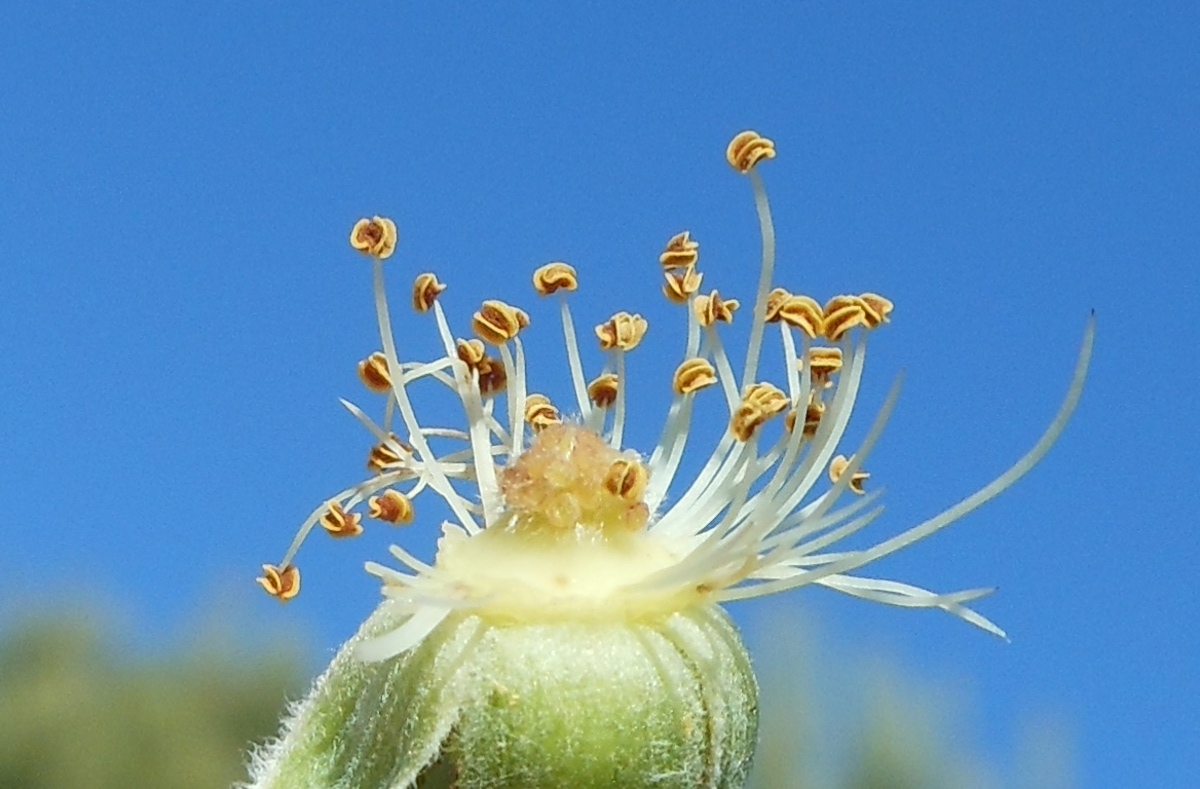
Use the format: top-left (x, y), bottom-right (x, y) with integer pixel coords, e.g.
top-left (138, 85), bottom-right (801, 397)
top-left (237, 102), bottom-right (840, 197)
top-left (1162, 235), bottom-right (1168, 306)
top-left (805, 347), bottom-right (844, 383)
top-left (320, 501), bottom-right (363, 538)
top-left (764, 287), bottom-right (792, 323)
top-left (412, 272), bottom-right (447, 313)
top-left (456, 340), bottom-right (507, 396)
top-left (726, 131), bottom-right (776, 174)
top-left (823, 296), bottom-right (868, 341)
top-left (595, 311), bottom-right (649, 351)
top-left (604, 457), bottom-right (649, 503)
top-left (859, 292), bottom-right (894, 327)
top-left (588, 373), bottom-right (620, 408)
top-left (673, 358), bottom-right (718, 395)
top-left (694, 290), bottom-right (740, 327)
top-left (777, 294), bottom-right (824, 338)
top-left (524, 393), bottom-right (562, 432)
top-left (730, 383), bottom-right (790, 441)
top-left (659, 231), bottom-right (700, 270)
top-left (829, 454), bottom-right (869, 495)
top-left (257, 563), bottom-right (300, 601)
top-left (472, 300), bottom-right (530, 345)
top-left (662, 267), bottom-right (703, 304)
top-left (368, 489), bottom-right (415, 525)
top-left (533, 262), bottom-right (579, 296)
top-left (350, 216), bottom-right (398, 259)
top-left (357, 352), bottom-right (392, 393)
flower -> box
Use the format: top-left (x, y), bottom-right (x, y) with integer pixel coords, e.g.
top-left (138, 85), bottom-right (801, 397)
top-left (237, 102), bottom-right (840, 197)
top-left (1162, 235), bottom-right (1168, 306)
top-left (247, 131), bottom-right (1093, 789)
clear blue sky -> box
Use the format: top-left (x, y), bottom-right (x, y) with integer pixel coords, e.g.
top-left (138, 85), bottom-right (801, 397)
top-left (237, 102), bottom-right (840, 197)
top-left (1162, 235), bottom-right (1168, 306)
top-left (1, 2), bottom-right (1196, 786)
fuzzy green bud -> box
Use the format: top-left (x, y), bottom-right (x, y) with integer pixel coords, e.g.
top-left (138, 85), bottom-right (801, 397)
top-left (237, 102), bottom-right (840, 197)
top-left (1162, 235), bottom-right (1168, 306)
top-left (245, 603), bottom-right (757, 788)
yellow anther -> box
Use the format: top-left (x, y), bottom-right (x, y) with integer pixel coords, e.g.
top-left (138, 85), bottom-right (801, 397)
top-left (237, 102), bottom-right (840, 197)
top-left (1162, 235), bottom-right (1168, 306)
top-left (726, 130), bottom-right (776, 174)
top-left (320, 501), bottom-right (363, 538)
top-left (776, 294), bottom-right (824, 338)
top-left (659, 231), bottom-right (700, 270)
top-left (368, 489), bottom-right (415, 525)
top-left (588, 373), bottom-right (620, 408)
top-left (694, 290), bottom-right (740, 327)
top-left (604, 457), bottom-right (650, 503)
top-left (859, 292), bottom-right (894, 328)
top-left (822, 296), bottom-right (868, 341)
top-left (662, 266), bottom-right (703, 304)
top-left (595, 311), bottom-right (648, 351)
top-left (357, 351), bottom-right (392, 393)
top-left (829, 454), bottom-right (869, 495)
top-left (257, 563), bottom-right (300, 602)
top-left (472, 300), bottom-right (530, 345)
top-left (524, 394), bottom-right (562, 432)
top-left (673, 358), bottom-right (718, 395)
top-left (367, 434), bottom-right (410, 474)
top-left (730, 383), bottom-right (790, 441)
top-left (412, 272), bottom-right (446, 313)
top-left (455, 339), bottom-right (508, 396)
top-left (533, 262), bottom-right (579, 296)
top-left (764, 287), bottom-right (792, 323)
top-left (349, 216), bottom-right (398, 259)
top-left (804, 347), bottom-right (844, 384)
top-left (784, 398), bottom-right (826, 439)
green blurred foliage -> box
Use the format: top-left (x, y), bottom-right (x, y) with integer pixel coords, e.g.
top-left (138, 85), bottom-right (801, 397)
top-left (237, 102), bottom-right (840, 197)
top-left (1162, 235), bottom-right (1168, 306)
top-left (0, 609), bottom-right (1068, 789)
top-left (0, 612), bottom-right (303, 789)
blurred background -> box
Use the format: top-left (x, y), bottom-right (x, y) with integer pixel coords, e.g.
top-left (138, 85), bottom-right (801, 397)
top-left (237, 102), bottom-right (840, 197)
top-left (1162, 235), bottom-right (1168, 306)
top-left (1, 1), bottom-right (1196, 786)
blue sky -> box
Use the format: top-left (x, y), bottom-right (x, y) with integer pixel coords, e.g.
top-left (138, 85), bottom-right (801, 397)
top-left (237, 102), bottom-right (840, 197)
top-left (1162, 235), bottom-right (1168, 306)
top-left (1, 1), bottom-right (1196, 785)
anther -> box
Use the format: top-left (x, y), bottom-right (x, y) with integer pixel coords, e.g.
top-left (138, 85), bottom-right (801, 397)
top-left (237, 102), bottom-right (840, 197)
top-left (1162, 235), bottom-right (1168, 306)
top-left (455, 338), bottom-right (507, 394)
top-left (412, 272), bottom-right (447, 313)
top-left (595, 311), bottom-right (649, 351)
top-left (472, 300), bottom-right (531, 345)
top-left (828, 454), bottom-right (869, 495)
top-left (859, 292), bottom-right (894, 328)
top-left (662, 267), bottom-right (703, 304)
top-left (349, 216), bottom-right (398, 259)
top-left (367, 435), bottom-right (410, 474)
top-left (694, 290), bottom-right (740, 327)
top-left (764, 287), bottom-right (792, 323)
top-left (822, 296), bottom-right (868, 341)
top-left (659, 231), bottom-right (700, 270)
top-left (524, 394), bottom-right (562, 432)
top-left (368, 489), bottom-right (415, 525)
top-left (804, 347), bottom-right (844, 385)
top-left (588, 373), bottom-right (619, 408)
top-left (673, 358), bottom-right (718, 395)
top-left (776, 294), bottom-right (824, 338)
top-left (532, 262), bottom-right (579, 295)
top-left (257, 563), bottom-right (300, 601)
top-left (784, 399), bottom-right (825, 439)
top-left (320, 501), bottom-right (363, 538)
top-left (726, 131), bottom-right (776, 174)
top-left (604, 457), bottom-right (649, 503)
top-left (357, 351), bottom-right (392, 393)
top-left (731, 383), bottom-right (790, 441)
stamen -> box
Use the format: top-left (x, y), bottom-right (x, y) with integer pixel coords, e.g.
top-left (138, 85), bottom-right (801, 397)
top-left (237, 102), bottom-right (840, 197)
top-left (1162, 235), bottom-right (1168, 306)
top-left (672, 358), bottom-right (718, 395)
top-left (524, 394), bottom-right (562, 432)
top-left (411, 272), bottom-right (447, 313)
top-left (725, 131), bottom-right (777, 175)
top-left (595, 311), bottom-right (649, 351)
top-left (603, 457), bottom-right (649, 503)
top-left (694, 290), bottom-right (740, 327)
top-left (828, 454), bottom-right (869, 494)
top-left (659, 231), bottom-right (700, 269)
top-left (730, 383), bottom-right (789, 442)
top-left (357, 352), bottom-right (392, 393)
top-left (859, 293), bottom-right (894, 327)
top-left (256, 563), bottom-right (300, 602)
top-left (773, 294), bottom-right (823, 339)
top-left (822, 296), bottom-right (868, 341)
top-left (349, 216), bottom-right (398, 259)
top-left (532, 262), bottom-right (579, 295)
top-left (663, 267), bottom-right (703, 304)
top-left (320, 501), bottom-right (363, 538)
top-left (368, 489), bottom-right (415, 524)
top-left (587, 373), bottom-right (619, 408)
top-left (472, 300), bottom-right (530, 346)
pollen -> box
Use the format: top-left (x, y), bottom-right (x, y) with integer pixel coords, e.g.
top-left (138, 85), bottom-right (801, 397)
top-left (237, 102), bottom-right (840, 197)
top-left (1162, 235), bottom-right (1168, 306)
top-left (694, 290), bottom-right (740, 327)
top-left (771, 293), bottom-right (824, 338)
top-left (524, 394), bottom-right (562, 432)
top-left (730, 382), bottom-right (790, 441)
top-left (659, 231), bottom-right (700, 270)
top-left (349, 216), bottom-right (398, 259)
top-left (822, 295), bottom-right (869, 341)
top-left (320, 501), bottom-right (363, 538)
top-left (662, 266), bottom-right (703, 304)
top-left (595, 311), bottom-right (648, 351)
top-left (457, 338), bottom-right (507, 396)
top-left (805, 347), bottom-right (844, 384)
top-left (256, 563), bottom-right (300, 602)
top-left (472, 300), bottom-right (530, 345)
top-left (829, 454), bottom-right (870, 495)
top-left (587, 373), bottom-right (619, 408)
top-left (673, 358), bottom-right (718, 395)
top-left (532, 262), bottom-right (579, 295)
top-left (357, 351), bottom-right (392, 393)
top-left (726, 130), bottom-right (776, 174)
top-left (412, 272), bottom-right (446, 313)
top-left (368, 489), bottom-right (415, 525)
